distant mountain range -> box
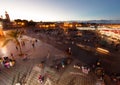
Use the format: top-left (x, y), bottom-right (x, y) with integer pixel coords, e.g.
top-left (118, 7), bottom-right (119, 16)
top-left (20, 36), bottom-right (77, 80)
top-left (66, 20), bottom-right (120, 24)
top-left (85, 20), bottom-right (120, 24)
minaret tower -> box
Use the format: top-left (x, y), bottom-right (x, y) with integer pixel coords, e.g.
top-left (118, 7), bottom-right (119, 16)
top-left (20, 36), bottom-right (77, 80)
top-left (5, 11), bottom-right (10, 22)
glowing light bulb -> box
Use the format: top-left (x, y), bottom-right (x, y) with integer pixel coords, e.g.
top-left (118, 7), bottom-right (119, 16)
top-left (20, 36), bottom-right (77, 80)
top-left (1, 47), bottom-right (7, 56)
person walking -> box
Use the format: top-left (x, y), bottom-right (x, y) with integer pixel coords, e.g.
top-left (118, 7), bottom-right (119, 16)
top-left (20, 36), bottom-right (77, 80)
top-left (10, 53), bottom-right (15, 61)
top-left (35, 39), bottom-right (38, 43)
top-left (16, 46), bottom-right (18, 51)
top-left (32, 43), bottom-right (35, 48)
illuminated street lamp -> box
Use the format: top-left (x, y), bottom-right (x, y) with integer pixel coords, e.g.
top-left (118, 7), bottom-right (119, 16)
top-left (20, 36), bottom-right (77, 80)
top-left (0, 22), bottom-right (3, 28)
top-left (0, 24), bottom-right (2, 28)
top-left (0, 22), bottom-right (5, 36)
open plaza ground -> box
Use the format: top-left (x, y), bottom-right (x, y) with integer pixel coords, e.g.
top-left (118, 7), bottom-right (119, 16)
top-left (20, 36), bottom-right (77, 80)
top-left (0, 28), bottom-right (120, 85)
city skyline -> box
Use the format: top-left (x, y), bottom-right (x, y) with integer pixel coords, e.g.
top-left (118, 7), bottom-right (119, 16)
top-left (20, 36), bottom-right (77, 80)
top-left (0, 0), bottom-right (120, 21)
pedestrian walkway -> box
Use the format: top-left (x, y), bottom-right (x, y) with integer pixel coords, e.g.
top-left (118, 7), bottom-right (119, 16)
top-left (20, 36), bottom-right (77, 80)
top-left (57, 60), bottom-right (97, 85)
top-left (0, 59), bottom-right (34, 85)
top-left (25, 65), bottom-right (42, 85)
top-left (0, 34), bottom-right (65, 85)
top-left (24, 59), bottom-right (98, 85)
top-left (25, 64), bottom-right (59, 85)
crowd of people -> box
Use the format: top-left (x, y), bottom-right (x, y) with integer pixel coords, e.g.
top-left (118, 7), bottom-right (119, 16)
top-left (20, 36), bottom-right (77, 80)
top-left (0, 56), bottom-right (15, 69)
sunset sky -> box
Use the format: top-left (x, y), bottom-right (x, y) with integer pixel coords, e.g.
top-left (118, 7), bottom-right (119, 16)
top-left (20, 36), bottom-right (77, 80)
top-left (0, 0), bottom-right (120, 21)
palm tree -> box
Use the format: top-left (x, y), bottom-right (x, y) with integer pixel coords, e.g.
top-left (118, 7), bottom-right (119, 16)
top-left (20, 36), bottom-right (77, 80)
top-left (2, 29), bottom-right (24, 56)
